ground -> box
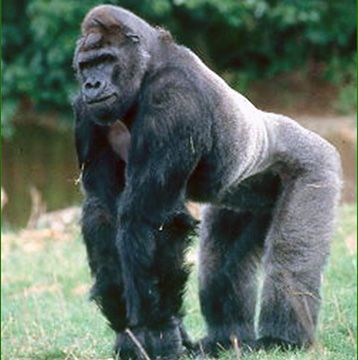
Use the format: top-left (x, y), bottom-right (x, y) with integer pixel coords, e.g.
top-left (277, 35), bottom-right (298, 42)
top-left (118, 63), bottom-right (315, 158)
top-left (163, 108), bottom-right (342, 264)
top-left (1, 205), bottom-right (356, 360)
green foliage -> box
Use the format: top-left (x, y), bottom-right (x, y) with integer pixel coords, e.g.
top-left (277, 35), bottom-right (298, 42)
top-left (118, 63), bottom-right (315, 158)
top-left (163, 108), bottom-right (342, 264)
top-left (325, 55), bottom-right (357, 114)
top-left (2, 0), bottom-right (356, 130)
top-left (335, 83), bottom-right (357, 115)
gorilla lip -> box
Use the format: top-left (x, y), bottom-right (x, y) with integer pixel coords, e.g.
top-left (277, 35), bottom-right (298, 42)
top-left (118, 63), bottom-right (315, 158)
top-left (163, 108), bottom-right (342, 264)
top-left (86, 93), bottom-right (117, 105)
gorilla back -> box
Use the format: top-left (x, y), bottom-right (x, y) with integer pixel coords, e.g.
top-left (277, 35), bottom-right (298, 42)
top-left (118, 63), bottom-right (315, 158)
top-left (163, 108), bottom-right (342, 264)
top-left (73, 5), bottom-right (342, 358)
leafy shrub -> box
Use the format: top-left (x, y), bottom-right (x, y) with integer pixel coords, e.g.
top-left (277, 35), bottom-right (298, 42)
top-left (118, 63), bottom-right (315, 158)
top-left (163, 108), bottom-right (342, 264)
top-left (2, 0), bottom-right (356, 133)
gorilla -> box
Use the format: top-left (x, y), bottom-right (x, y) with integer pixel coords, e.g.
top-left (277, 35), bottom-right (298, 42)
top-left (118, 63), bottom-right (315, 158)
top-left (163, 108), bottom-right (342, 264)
top-left (73, 5), bottom-right (342, 359)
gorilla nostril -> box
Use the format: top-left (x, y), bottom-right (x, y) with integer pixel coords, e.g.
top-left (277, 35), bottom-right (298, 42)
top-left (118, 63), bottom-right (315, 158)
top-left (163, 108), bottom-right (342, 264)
top-left (84, 80), bottom-right (102, 90)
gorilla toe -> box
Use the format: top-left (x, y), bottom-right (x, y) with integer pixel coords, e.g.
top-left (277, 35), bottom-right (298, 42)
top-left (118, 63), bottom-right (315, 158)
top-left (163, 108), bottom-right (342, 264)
top-left (114, 324), bottom-right (187, 360)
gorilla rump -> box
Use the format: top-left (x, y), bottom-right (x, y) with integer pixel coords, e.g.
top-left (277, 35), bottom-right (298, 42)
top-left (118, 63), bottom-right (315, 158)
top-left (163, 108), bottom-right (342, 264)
top-left (73, 5), bottom-right (342, 359)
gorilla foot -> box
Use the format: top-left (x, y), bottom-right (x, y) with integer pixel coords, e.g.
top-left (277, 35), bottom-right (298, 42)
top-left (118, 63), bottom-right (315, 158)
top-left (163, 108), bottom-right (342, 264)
top-left (196, 334), bottom-right (259, 358)
top-left (197, 335), bottom-right (248, 358)
top-left (253, 336), bottom-right (302, 351)
top-left (114, 323), bottom-right (190, 360)
top-left (196, 336), bottom-right (230, 358)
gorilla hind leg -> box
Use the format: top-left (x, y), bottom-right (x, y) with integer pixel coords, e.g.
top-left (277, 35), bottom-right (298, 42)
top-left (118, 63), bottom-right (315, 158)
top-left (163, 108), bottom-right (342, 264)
top-left (198, 206), bottom-right (271, 355)
top-left (258, 162), bottom-right (341, 349)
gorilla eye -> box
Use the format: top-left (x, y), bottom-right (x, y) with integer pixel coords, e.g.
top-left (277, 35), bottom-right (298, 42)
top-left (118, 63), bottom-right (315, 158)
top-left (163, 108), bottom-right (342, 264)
top-left (78, 53), bottom-right (116, 70)
top-left (125, 33), bottom-right (140, 43)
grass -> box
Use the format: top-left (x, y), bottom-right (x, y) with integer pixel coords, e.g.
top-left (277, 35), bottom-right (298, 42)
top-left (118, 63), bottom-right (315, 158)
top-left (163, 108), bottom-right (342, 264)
top-left (1, 205), bottom-right (356, 359)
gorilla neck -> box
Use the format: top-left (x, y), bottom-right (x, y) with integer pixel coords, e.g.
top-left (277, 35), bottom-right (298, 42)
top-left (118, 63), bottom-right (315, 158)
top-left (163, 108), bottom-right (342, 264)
top-left (120, 101), bottom-right (138, 130)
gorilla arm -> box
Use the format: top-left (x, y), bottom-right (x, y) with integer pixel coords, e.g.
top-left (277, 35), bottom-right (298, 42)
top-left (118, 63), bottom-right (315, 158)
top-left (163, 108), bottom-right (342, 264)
top-left (116, 78), bottom-right (205, 327)
top-left (73, 98), bottom-right (129, 333)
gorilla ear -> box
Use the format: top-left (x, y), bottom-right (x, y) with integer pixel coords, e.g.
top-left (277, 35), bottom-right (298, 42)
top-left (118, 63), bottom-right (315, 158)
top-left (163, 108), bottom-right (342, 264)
top-left (125, 33), bottom-right (140, 43)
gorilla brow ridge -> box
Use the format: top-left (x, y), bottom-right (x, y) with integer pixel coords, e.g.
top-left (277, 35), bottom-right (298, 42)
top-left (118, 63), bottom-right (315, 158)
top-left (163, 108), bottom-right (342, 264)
top-left (82, 32), bottom-right (104, 51)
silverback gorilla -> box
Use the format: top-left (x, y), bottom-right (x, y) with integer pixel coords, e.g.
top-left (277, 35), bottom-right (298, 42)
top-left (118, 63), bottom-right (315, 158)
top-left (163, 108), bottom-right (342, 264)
top-left (73, 5), bottom-right (342, 359)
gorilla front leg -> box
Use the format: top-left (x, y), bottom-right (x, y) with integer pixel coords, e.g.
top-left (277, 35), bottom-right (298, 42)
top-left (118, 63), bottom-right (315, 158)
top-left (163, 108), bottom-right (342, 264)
top-left (115, 203), bottom-right (195, 359)
top-left (75, 114), bottom-right (129, 334)
top-left (112, 76), bottom-right (204, 357)
top-left (82, 196), bottom-right (127, 333)
top-left (114, 139), bottom-right (201, 358)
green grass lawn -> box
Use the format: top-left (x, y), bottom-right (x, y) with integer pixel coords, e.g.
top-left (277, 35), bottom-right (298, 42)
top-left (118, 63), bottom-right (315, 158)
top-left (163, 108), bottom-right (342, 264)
top-left (1, 205), bottom-right (356, 360)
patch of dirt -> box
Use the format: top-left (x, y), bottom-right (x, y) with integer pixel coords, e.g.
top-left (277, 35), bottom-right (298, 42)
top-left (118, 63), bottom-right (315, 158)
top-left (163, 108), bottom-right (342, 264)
top-left (2, 226), bottom-right (80, 257)
top-left (246, 70), bottom-right (341, 117)
top-left (72, 284), bottom-right (90, 296)
top-left (22, 284), bottom-right (60, 297)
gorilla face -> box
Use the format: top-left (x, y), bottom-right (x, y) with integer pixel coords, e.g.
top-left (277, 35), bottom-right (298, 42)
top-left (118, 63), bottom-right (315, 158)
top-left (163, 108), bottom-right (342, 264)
top-left (73, 20), bottom-right (150, 125)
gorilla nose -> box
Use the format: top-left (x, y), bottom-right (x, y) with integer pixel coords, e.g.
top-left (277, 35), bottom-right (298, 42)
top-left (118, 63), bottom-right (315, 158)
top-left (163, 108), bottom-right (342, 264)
top-left (83, 79), bottom-right (106, 102)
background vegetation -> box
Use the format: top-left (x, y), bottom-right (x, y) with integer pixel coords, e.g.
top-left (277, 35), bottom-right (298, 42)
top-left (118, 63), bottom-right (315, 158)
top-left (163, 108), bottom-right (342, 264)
top-left (2, 0), bottom-right (356, 136)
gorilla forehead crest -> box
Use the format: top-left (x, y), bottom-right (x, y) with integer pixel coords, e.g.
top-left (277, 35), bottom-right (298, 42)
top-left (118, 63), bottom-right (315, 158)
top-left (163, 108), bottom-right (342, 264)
top-left (80, 7), bottom-right (125, 50)
top-left (82, 5), bottom-right (122, 33)
top-left (79, 5), bottom-right (155, 50)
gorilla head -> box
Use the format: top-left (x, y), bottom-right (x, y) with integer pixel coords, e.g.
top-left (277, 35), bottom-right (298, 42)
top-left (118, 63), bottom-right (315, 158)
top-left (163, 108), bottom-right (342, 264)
top-left (73, 6), bottom-right (155, 125)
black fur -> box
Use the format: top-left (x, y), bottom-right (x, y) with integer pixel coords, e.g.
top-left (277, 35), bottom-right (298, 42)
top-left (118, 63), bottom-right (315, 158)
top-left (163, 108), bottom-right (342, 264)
top-left (73, 5), bottom-right (342, 359)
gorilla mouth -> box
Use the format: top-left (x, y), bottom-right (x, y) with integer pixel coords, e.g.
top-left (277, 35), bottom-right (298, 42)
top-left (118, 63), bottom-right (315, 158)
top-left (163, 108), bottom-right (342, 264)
top-left (87, 93), bottom-right (117, 106)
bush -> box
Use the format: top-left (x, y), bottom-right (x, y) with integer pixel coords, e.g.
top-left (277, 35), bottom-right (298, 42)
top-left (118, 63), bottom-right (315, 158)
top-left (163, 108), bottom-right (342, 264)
top-left (2, 0), bottom-right (356, 133)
